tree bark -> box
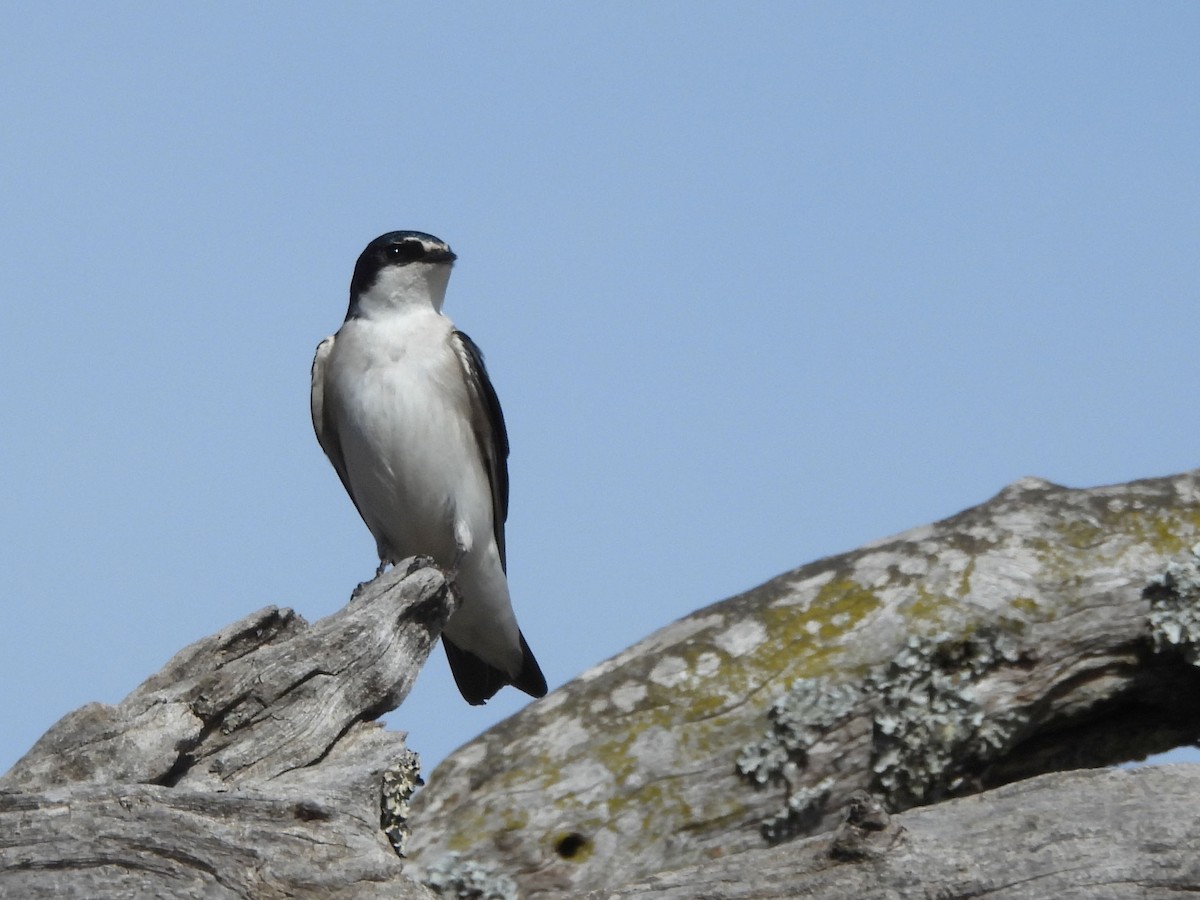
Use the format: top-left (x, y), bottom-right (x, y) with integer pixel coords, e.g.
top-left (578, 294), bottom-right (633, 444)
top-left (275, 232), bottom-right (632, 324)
top-left (5, 473), bottom-right (1200, 899)
top-left (404, 470), bottom-right (1200, 897)
top-left (584, 765), bottom-right (1200, 899)
top-left (0, 561), bottom-right (452, 899)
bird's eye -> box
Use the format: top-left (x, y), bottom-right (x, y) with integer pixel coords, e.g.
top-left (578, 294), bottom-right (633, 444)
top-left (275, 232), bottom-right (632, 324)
top-left (386, 241), bottom-right (425, 264)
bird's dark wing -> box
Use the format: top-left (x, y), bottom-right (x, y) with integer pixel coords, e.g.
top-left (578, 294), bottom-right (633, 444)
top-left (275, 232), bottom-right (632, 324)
top-left (450, 329), bottom-right (510, 570)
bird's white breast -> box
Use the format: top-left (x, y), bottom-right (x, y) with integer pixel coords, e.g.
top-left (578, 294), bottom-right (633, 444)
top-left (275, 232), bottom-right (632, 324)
top-left (325, 309), bottom-right (493, 566)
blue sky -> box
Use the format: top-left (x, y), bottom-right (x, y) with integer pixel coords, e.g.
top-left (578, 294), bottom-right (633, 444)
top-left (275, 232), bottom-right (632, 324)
top-left (2, 4), bottom-right (1198, 776)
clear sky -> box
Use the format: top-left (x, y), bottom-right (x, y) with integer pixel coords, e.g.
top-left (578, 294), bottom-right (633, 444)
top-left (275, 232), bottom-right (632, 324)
top-left (2, 4), bottom-right (1198, 777)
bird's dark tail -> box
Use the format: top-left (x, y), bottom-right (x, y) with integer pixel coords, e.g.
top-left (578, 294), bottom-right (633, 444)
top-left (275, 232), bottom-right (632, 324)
top-left (443, 631), bottom-right (548, 705)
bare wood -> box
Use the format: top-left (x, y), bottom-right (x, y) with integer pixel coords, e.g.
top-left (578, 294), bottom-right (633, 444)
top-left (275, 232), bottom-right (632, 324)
top-left (0, 561), bottom-right (452, 899)
top-left (6, 474), bottom-right (1200, 898)
top-left (405, 471), bottom-right (1200, 896)
top-left (586, 766), bottom-right (1200, 900)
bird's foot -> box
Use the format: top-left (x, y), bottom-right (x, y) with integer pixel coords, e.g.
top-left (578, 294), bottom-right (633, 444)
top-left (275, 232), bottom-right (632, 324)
top-left (403, 555), bottom-right (436, 577)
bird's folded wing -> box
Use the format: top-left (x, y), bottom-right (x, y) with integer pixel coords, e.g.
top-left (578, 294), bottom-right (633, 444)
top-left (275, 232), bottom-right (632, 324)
top-left (450, 329), bottom-right (511, 570)
top-left (310, 334), bottom-right (365, 518)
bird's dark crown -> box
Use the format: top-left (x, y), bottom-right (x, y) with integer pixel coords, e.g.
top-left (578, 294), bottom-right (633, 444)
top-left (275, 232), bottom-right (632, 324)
top-left (350, 230), bottom-right (456, 299)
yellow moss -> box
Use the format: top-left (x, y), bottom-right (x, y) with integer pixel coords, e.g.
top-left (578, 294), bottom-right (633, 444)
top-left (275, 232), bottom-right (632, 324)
top-left (1009, 595), bottom-right (1045, 619)
top-left (811, 577), bottom-right (883, 629)
top-left (554, 580), bottom-right (888, 826)
top-left (446, 814), bottom-right (490, 851)
top-left (899, 584), bottom-right (958, 631)
top-left (1037, 505), bottom-right (1200, 594)
top-left (753, 577), bottom-right (881, 679)
top-left (905, 584), bottom-right (945, 617)
top-left (957, 557), bottom-right (976, 597)
top-left (431, 488), bottom-right (1200, 864)
top-left (1058, 519), bottom-right (1104, 550)
top-left (1104, 505), bottom-right (1200, 557)
top-left (499, 809), bottom-right (530, 833)
top-left (593, 730), bottom-right (642, 783)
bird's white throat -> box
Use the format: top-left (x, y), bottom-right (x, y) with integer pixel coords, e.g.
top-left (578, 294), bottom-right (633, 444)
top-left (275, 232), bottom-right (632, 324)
top-left (355, 261), bottom-right (453, 318)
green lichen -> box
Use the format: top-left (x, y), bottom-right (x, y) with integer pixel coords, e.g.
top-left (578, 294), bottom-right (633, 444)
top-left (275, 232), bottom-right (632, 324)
top-left (1146, 543), bottom-right (1200, 665)
top-left (593, 729), bottom-right (648, 783)
top-left (737, 613), bottom-right (1031, 842)
top-left (867, 623), bottom-right (1027, 809)
top-left (498, 809), bottom-right (530, 834)
top-left (380, 749), bottom-right (423, 858)
top-left (735, 677), bottom-right (860, 842)
top-left (423, 852), bottom-right (518, 900)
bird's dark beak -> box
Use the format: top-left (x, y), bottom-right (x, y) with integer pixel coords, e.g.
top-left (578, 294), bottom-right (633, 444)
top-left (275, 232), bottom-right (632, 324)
top-left (428, 247), bottom-right (457, 264)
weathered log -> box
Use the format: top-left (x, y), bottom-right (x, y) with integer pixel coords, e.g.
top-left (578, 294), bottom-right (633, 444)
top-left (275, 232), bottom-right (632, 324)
top-left (405, 471), bottom-right (1200, 896)
top-left (585, 765), bottom-right (1200, 899)
top-left (0, 561), bottom-right (451, 899)
top-left (6, 473), bottom-right (1200, 899)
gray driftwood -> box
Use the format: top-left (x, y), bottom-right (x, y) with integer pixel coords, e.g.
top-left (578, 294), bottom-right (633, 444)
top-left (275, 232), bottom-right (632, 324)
top-left (0, 560), bottom-right (452, 899)
top-left (5, 472), bottom-right (1200, 899)
top-left (405, 470), bottom-right (1200, 897)
top-left (585, 765), bottom-right (1200, 899)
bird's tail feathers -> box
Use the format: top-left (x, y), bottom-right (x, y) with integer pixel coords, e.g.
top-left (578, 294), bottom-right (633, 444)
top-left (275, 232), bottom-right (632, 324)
top-left (443, 632), bottom-right (548, 706)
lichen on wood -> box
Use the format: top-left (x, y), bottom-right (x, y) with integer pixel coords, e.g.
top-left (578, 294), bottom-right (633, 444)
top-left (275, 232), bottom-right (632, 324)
top-left (407, 470), bottom-right (1200, 896)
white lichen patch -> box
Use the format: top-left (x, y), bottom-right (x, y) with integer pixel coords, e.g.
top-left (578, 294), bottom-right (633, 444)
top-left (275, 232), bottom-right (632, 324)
top-left (558, 756), bottom-right (617, 804)
top-left (609, 681), bottom-right (648, 713)
top-left (896, 554), bottom-right (933, 577)
top-left (712, 619), bottom-right (768, 657)
top-left (446, 742), bottom-right (487, 771)
top-left (774, 568), bottom-right (837, 605)
top-left (537, 715), bottom-right (589, 755)
top-left (848, 551), bottom-right (906, 589)
top-left (628, 726), bottom-right (679, 776)
top-left (648, 656), bottom-right (689, 689)
top-left (579, 614), bottom-right (724, 681)
top-left (694, 652), bottom-right (721, 679)
top-left (1147, 544), bottom-right (1200, 665)
top-left (959, 550), bottom-right (1042, 604)
top-left (532, 689), bottom-right (569, 717)
top-left (932, 548), bottom-right (974, 581)
top-left (1008, 475), bottom-right (1056, 493)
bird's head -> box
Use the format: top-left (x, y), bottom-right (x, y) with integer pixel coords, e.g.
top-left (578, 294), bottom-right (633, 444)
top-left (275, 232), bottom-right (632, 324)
top-left (346, 231), bottom-right (457, 319)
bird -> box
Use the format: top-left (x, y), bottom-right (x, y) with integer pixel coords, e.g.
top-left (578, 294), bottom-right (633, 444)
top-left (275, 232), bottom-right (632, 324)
top-left (310, 230), bottom-right (547, 705)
